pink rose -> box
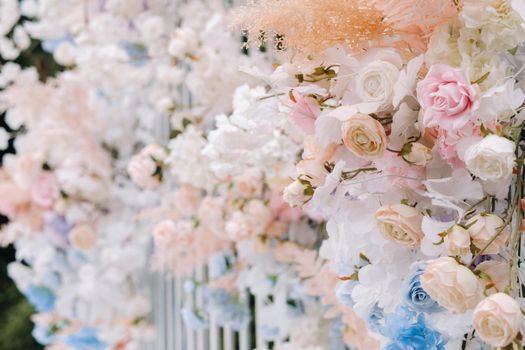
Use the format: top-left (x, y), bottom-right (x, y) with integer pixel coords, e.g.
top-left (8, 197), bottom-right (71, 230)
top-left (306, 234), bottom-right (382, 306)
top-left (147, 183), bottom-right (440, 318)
top-left (289, 94), bottom-right (320, 134)
top-left (436, 130), bottom-right (463, 167)
top-left (31, 172), bottom-right (59, 208)
top-left (473, 293), bottom-right (523, 347)
top-left (417, 65), bottom-right (479, 131)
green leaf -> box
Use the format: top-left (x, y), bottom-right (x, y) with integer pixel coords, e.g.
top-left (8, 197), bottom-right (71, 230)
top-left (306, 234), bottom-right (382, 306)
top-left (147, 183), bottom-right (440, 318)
top-left (182, 117), bottom-right (192, 129)
top-left (170, 129), bottom-right (182, 139)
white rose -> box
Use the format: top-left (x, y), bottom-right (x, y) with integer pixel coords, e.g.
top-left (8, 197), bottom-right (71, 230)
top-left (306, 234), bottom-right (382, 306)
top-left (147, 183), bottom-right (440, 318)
top-left (473, 293), bottom-right (523, 347)
top-left (355, 60), bottom-right (399, 109)
top-left (283, 180), bottom-right (311, 207)
top-left (444, 225), bottom-right (471, 256)
top-left (401, 142), bottom-right (433, 166)
top-left (464, 135), bottom-right (516, 182)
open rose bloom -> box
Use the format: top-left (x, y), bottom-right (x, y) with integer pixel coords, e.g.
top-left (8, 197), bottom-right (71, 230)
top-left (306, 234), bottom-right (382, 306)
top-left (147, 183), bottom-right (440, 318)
top-left (3, 0), bottom-right (525, 349)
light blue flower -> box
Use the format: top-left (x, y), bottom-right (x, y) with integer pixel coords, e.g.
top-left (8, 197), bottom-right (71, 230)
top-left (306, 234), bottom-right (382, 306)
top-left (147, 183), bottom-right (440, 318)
top-left (181, 306), bottom-right (208, 330)
top-left (366, 303), bottom-right (385, 333)
top-left (42, 36), bottom-right (74, 54)
top-left (32, 325), bottom-right (55, 345)
top-left (335, 280), bottom-right (356, 307)
top-left (208, 252), bottom-right (230, 279)
top-left (257, 325), bottom-right (279, 340)
top-left (206, 288), bottom-right (250, 331)
top-left (64, 328), bottom-right (105, 350)
top-left (24, 285), bottom-right (55, 312)
top-left (383, 305), bottom-right (446, 350)
top-left (119, 42), bottom-right (150, 67)
top-left (402, 262), bottom-right (441, 313)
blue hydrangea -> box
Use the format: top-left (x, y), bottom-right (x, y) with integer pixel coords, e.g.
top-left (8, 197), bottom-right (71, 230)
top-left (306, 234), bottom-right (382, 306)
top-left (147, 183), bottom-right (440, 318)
top-left (208, 252), bottom-right (231, 279)
top-left (402, 262), bottom-right (441, 313)
top-left (366, 303), bottom-right (385, 333)
top-left (383, 306), bottom-right (446, 350)
top-left (24, 285), bottom-right (55, 312)
top-left (64, 328), bottom-right (105, 350)
top-left (205, 288), bottom-right (250, 331)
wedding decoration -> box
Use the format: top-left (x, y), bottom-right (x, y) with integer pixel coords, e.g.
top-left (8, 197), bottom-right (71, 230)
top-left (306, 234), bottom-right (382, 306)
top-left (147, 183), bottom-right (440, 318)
top-left (3, 0), bottom-right (525, 349)
top-left (231, 0), bottom-right (525, 348)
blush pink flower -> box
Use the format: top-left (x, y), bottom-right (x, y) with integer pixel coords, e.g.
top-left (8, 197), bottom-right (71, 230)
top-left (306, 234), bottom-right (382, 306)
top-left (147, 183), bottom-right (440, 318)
top-left (436, 130), bottom-right (463, 167)
top-left (417, 65), bottom-right (479, 131)
top-left (31, 172), bottom-right (59, 208)
top-left (289, 94), bottom-right (320, 134)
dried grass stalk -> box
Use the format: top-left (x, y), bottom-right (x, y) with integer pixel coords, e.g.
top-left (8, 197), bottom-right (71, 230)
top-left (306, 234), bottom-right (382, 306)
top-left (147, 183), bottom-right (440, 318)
top-left (230, 0), bottom-right (461, 55)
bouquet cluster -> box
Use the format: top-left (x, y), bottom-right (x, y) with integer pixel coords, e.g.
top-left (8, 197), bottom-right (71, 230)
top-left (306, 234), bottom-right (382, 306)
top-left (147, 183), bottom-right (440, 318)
top-left (228, 0), bottom-right (525, 348)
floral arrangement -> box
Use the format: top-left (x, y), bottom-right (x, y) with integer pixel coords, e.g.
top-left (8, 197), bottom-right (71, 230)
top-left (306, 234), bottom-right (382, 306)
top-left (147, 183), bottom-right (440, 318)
top-left (230, 0), bottom-right (525, 348)
top-left (3, 0), bottom-right (525, 349)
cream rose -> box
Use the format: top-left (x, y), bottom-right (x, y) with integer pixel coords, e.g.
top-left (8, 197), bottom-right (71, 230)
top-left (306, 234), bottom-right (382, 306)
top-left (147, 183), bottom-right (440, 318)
top-left (69, 224), bottom-right (97, 250)
top-left (444, 225), bottom-right (471, 256)
top-left (295, 159), bottom-right (328, 187)
top-left (421, 257), bottom-right (483, 313)
top-left (473, 293), bottom-right (523, 347)
top-left (464, 135), bottom-right (516, 182)
top-left (283, 180), bottom-right (311, 207)
top-left (375, 204), bottom-right (424, 247)
top-left (355, 60), bottom-right (399, 109)
top-left (341, 113), bottom-right (387, 160)
top-left (401, 142), bottom-right (433, 167)
top-left (467, 214), bottom-right (509, 254)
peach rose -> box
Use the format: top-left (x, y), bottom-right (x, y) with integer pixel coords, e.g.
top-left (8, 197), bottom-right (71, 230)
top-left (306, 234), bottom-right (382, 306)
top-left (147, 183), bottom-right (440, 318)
top-left (467, 214), bottom-right (509, 254)
top-left (152, 220), bottom-right (176, 246)
top-left (421, 257), bottom-right (483, 313)
top-left (375, 204), bottom-right (424, 247)
top-left (444, 225), bottom-right (471, 256)
top-left (473, 293), bottom-right (522, 347)
top-left (341, 113), bottom-right (387, 160)
top-left (69, 224), bottom-right (97, 250)
top-left (417, 65), bottom-right (479, 131)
